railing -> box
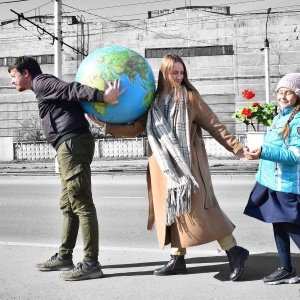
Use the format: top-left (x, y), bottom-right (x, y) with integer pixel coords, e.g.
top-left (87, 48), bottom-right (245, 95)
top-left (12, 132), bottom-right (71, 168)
top-left (13, 135), bottom-right (246, 160)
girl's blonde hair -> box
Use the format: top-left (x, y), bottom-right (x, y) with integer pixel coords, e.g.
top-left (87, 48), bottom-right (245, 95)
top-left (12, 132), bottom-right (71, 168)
top-left (279, 97), bottom-right (300, 143)
top-left (155, 54), bottom-right (198, 104)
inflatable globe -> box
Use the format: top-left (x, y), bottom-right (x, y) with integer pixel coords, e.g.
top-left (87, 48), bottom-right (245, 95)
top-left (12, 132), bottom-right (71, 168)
top-left (76, 46), bottom-right (155, 124)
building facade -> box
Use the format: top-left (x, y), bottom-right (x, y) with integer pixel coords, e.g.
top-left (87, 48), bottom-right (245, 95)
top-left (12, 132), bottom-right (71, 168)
top-left (0, 6), bottom-right (299, 139)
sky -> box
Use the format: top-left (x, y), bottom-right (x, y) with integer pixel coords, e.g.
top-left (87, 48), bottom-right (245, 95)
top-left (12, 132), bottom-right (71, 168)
top-left (1, 0), bottom-right (300, 24)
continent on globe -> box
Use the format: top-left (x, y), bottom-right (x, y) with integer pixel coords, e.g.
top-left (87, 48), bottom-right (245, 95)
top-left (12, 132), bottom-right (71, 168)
top-left (76, 46), bottom-right (155, 124)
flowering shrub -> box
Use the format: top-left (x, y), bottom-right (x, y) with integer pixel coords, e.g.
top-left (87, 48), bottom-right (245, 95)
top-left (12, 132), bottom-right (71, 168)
top-left (232, 89), bottom-right (276, 131)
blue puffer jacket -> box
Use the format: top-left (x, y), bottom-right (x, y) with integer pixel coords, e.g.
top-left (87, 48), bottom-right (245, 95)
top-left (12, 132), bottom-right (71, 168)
top-left (256, 106), bottom-right (300, 194)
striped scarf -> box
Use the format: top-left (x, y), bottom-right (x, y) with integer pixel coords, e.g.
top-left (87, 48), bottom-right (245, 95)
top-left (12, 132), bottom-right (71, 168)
top-left (146, 86), bottom-right (198, 226)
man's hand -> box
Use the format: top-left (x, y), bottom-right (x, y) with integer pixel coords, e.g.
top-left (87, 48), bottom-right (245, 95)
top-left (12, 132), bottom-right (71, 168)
top-left (103, 79), bottom-right (126, 105)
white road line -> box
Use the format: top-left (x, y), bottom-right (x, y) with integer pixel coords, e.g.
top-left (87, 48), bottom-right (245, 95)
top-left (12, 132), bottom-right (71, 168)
top-left (0, 241), bottom-right (217, 254)
top-left (100, 197), bottom-right (145, 199)
top-left (0, 241), bottom-right (272, 255)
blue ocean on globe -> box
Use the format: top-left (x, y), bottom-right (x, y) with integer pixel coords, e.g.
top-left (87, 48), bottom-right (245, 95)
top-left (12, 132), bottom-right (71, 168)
top-left (76, 46), bottom-right (155, 124)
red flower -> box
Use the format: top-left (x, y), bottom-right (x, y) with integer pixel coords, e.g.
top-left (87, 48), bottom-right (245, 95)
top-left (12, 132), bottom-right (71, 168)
top-left (241, 108), bottom-right (252, 117)
top-left (242, 90), bottom-right (256, 100)
top-left (232, 89), bottom-right (276, 131)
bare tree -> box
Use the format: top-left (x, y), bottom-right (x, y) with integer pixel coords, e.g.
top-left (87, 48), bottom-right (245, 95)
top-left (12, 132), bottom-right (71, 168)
top-left (17, 113), bottom-right (45, 142)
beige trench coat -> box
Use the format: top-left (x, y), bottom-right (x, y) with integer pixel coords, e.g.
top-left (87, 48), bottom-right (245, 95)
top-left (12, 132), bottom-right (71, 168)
top-left (106, 92), bottom-right (244, 249)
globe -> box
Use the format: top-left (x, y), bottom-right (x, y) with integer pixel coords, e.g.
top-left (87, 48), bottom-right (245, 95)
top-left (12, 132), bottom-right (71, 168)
top-left (76, 46), bottom-right (155, 124)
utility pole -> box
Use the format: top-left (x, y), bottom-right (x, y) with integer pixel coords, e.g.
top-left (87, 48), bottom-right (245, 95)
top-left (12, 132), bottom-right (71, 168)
top-left (264, 8), bottom-right (271, 104)
top-left (54, 0), bottom-right (62, 79)
top-left (54, 0), bottom-right (62, 173)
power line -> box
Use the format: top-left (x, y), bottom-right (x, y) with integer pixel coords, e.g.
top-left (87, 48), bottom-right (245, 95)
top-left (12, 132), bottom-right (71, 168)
top-left (10, 9), bottom-right (87, 56)
top-left (15, 10), bottom-right (300, 53)
top-left (4, 7), bottom-right (300, 49)
top-left (217, 0), bottom-right (265, 6)
top-left (22, 1), bottom-right (52, 16)
top-left (64, 0), bottom-right (172, 13)
top-left (0, 0), bottom-right (29, 4)
top-left (60, 5), bottom-right (88, 59)
top-left (4, 5), bottom-right (300, 67)
top-left (270, 43), bottom-right (294, 73)
top-left (62, 3), bottom-right (228, 46)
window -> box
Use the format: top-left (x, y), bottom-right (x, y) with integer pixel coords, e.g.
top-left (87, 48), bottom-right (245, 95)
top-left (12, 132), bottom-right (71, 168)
top-left (6, 57), bottom-right (16, 66)
top-left (32, 55), bottom-right (54, 64)
top-left (145, 45), bottom-right (234, 58)
top-left (46, 55), bottom-right (54, 64)
top-left (0, 54), bottom-right (55, 67)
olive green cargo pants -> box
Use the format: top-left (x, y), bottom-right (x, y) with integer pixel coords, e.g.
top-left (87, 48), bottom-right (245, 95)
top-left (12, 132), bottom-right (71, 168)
top-left (56, 133), bottom-right (99, 262)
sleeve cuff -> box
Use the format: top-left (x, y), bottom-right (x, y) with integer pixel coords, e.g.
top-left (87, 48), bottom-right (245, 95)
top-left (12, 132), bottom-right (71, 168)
top-left (95, 90), bottom-right (105, 102)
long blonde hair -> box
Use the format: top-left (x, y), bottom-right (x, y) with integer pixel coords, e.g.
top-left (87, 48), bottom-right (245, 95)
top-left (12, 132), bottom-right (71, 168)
top-left (155, 54), bottom-right (198, 104)
top-left (279, 97), bottom-right (300, 143)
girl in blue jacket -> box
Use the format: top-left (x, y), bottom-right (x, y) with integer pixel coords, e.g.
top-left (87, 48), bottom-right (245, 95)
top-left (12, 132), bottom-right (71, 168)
top-left (244, 73), bottom-right (300, 285)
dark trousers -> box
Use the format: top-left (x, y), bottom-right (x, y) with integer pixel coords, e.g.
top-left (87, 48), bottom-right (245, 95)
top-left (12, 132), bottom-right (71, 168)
top-left (273, 222), bottom-right (300, 272)
top-left (56, 133), bottom-right (99, 262)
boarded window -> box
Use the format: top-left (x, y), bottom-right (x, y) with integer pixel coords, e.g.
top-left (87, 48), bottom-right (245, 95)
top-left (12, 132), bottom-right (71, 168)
top-left (145, 45), bottom-right (234, 58)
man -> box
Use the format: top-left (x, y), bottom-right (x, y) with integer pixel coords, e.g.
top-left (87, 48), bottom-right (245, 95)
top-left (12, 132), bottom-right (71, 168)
top-left (8, 56), bottom-right (125, 281)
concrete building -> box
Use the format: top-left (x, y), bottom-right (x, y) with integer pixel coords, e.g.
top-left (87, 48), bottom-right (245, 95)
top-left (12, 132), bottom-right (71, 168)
top-left (0, 5), bottom-right (299, 139)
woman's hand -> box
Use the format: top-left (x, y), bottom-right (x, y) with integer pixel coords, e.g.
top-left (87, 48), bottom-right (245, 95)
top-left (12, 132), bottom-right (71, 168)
top-left (236, 147), bottom-right (248, 161)
top-left (87, 114), bottom-right (105, 127)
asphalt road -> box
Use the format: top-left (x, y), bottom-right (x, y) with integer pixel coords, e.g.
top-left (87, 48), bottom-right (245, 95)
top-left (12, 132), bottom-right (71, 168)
top-left (1, 174), bottom-right (300, 299)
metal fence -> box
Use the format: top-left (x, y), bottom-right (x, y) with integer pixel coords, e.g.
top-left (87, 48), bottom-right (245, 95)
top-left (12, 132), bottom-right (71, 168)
top-left (13, 135), bottom-right (246, 160)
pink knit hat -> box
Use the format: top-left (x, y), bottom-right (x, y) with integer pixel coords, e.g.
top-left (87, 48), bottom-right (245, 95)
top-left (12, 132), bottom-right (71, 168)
top-left (276, 73), bottom-right (300, 96)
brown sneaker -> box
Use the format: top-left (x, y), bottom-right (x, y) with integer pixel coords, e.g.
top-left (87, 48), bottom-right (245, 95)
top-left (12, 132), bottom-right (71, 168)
top-left (60, 261), bottom-right (103, 281)
top-left (36, 253), bottom-right (74, 271)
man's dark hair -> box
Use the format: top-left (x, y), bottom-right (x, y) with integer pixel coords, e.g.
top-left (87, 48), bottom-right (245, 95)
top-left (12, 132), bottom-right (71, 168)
top-left (8, 56), bottom-right (42, 77)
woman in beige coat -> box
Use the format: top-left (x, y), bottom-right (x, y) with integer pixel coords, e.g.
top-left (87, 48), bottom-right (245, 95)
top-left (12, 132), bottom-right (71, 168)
top-left (89, 54), bottom-right (249, 281)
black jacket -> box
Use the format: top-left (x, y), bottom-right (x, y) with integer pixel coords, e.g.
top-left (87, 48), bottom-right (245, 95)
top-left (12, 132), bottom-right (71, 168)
top-left (32, 74), bottom-right (104, 149)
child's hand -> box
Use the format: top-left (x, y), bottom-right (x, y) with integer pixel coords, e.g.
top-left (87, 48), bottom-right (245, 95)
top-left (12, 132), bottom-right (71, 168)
top-left (245, 147), bottom-right (262, 160)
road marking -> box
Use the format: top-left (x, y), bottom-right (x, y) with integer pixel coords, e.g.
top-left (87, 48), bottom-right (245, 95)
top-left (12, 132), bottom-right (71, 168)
top-left (0, 241), bottom-right (280, 256)
top-left (0, 241), bottom-right (61, 248)
top-left (100, 197), bottom-right (145, 199)
top-left (0, 241), bottom-right (221, 255)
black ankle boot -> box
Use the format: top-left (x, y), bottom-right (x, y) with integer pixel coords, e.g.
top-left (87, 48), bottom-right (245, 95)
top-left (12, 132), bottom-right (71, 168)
top-left (154, 255), bottom-right (187, 276)
top-left (225, 246), bottom-right (249, 281)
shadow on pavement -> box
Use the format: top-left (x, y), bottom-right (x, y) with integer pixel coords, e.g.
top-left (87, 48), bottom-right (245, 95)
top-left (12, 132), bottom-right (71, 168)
top-left (100, 252), bottom-right (300, 282)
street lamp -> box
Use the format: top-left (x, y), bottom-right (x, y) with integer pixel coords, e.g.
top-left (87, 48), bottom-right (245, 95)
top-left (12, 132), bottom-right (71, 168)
top-left (264, 8), bottom-right (271, 104)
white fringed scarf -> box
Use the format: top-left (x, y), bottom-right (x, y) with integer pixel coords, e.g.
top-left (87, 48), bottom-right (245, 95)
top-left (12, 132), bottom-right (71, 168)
top-left (146, 86), bottom-right (198, 226)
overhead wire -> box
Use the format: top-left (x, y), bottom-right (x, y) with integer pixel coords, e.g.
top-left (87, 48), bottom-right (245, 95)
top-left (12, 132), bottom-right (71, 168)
top-left (0, 0), bottom-right (52, 23)
top-left (22, 0), bottom-right (52, 15)
top-left (73, 8), bottom-right (300, 52)
top-left (0, 0), bottom-right (29, 4)
top-left (60, 5), bottom-right (89, 60)
top-left (79, 2), bottom-right (300, 23)
top-left (270, 43), bottom-right (295, 73)
top-left (62, 3), bottom-right (280, 47)
top-left (64, 0), bottom-right (172, 14)
top-left (5, 9), bottom-right (300, 51)
top-left (2, 1), bottom-right (300, 67)
top-left (62, 3), bottom-right (217, 45)
top-left (6, 9), bottom-right (299, 55)
top-left (3, 0), bottom-right (299, 29)
top-left (1, 0), bottom-right (299, 73)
